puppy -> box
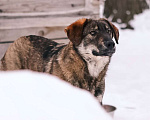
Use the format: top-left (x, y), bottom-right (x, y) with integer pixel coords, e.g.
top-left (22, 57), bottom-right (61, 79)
top-left (0, 18), bottom-right (119, 103)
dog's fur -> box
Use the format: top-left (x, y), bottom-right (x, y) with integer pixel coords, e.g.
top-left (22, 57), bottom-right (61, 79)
top-left (0, 18), bottom-right (119, 103)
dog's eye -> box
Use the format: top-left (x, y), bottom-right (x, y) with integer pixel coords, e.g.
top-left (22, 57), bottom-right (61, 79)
top-left (90, 31), bottom-right (97, 36)
top-left (107, 29), bottom-right (111, 34)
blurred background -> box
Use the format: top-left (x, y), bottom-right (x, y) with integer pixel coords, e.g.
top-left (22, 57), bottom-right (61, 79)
top-left (0, 0), bottom-right (149, 59)
top-left (0, 1), bottom-right (150, 119)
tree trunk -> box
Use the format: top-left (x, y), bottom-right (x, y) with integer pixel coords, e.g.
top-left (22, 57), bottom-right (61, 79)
top-left (104, 0), bottom-right (149, 29)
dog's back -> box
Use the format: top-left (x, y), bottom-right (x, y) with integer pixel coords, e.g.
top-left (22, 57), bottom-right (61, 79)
top-left (0, 35), bottom-right (65, 71)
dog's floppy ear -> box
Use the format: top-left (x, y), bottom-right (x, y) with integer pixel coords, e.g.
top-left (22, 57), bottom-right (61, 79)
top-left (100, 18), bottom-right (119, 44)
top-left (65, 18), bottom-right (87, 46)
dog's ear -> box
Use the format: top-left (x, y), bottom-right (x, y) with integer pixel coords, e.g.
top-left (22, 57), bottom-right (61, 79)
top-left (65, 18), bottom-right (87, 46)
top-left (100, 18), bottom-right (119, 44)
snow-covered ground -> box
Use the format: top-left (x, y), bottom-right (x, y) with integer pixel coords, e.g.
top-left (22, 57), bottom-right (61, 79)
top-left (0, 9), bottom-right (150, 120)
top-left (103, 9), bottom-right (150, 120)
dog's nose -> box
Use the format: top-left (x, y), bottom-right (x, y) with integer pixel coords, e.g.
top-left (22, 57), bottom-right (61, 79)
top-left (104, 41), bottom-right (115, 49)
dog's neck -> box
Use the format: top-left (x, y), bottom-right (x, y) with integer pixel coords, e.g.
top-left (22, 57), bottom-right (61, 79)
top-left (85, 56), bottom-right (110, 78)
top-left (76, 42), bottom-right (110, 78)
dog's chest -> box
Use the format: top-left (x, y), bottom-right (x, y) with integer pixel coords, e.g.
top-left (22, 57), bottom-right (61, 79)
top-left (86, 56), bottom-right (110, 78)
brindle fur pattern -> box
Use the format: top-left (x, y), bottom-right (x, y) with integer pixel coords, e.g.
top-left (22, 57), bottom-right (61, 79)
top-left (0, 18), bottom-right (119, 103)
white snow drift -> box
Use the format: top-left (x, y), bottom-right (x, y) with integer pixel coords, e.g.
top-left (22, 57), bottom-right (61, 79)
top-left (0, 71), bottom-right (112, 120)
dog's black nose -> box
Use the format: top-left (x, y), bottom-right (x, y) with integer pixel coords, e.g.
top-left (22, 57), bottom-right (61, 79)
top-left (104, 41), bottom-right (115, 50)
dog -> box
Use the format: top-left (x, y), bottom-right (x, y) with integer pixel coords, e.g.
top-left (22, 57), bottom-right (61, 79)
top-left (0, 18), bottom-right (119, 103)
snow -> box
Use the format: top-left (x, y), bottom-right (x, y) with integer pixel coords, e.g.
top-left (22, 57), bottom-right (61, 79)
top-left (103, 10), bottom-right (150, 120)
top-left (0, 71), bottom-right (112, 120)
top-left (0, 9), bottom-right (150, 120)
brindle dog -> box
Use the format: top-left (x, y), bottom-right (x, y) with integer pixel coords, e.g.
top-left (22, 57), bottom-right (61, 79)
top-left (0, 18), bottom-right (119, 104)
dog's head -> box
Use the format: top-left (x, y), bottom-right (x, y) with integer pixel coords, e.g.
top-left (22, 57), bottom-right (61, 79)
top-left (65, 18), bottom-right (119, 57)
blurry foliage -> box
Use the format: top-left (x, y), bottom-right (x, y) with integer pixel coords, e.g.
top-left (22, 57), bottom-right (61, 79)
top-left (104, 0), bottom-right (149, 29)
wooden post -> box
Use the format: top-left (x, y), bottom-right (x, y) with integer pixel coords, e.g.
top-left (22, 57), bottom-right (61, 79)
top-left (85, 0), bottom-right (100, 19)
top-left (99, 0), bottom-right (106, 18)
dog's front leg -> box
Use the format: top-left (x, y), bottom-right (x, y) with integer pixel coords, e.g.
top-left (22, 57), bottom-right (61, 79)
top-left (94, 78), bottom-right (105, 105)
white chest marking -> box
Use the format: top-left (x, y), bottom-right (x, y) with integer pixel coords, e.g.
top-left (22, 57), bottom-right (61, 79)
top-left (86, 56), bottom-right (109, 78)
top-left (77, 42), bottom-right (110, 78)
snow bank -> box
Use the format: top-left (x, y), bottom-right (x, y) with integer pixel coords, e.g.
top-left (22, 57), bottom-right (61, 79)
top-left (0, 70), bottom-right (112, 120)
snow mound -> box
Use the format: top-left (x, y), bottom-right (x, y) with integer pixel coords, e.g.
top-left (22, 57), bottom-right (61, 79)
top-left (0, 70), bottom-right (112, 120)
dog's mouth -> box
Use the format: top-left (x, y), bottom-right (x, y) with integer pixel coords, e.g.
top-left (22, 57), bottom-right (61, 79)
top-left (92, 50), bottom-right (101, 56)
top-left (92, 49), bottom-right (115, 57)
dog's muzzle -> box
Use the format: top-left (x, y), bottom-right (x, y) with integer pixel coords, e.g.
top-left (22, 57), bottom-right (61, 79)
top-left (92, 41), bottom-right (116, 57)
